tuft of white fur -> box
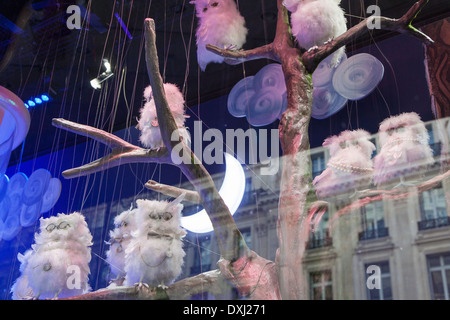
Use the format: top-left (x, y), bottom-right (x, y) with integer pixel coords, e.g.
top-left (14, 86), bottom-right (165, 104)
top-left (313, 129), bottom-right (376, 198)
top-left (10, 250), bottom-right (34, 300)
top-left (192, 0), bottom-right (248, 71)
top-left (373, 112), bottom-right (434, 185)
top-left (137, 83), bottom-right (190, 149)
top-left (105, 208), bottom-right (138, 283)
top-left (124, 196), bottom-right (187, 288)
top-left (288, 0), bottom-right (347, 67)
top-left (11, 212), bottom-right (93, 299)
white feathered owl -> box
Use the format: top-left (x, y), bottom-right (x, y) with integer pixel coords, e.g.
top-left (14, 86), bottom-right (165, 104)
top-left (373, 112), bottom-right (434, 186)
top-left (313, 129), bottom-right (376, 198)
top-left (285, 0), bottom-right (347, 67)
top-left (137, 83), bottom-right (190, 150)
top-left (10, 250), bottom-right (34, 300)
top-left (105, 207), bottom-right (138, 285)
top-left (11, 212), bottom-right (93, 299)
top-left (192, 0), bottom-right (248, 71)
top-left (124, 194), bottom-right (187, 289)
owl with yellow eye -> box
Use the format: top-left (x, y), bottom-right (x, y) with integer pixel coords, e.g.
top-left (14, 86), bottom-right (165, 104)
top-left (11, 212), bottom-right (93, 299)
top-left (124, 194), bottom-right (187, 289)
top-left (313, 129), bottom-right (376, 198)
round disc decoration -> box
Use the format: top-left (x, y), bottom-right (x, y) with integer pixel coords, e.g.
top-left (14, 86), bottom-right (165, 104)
top-left (253, 63), bottom-right (286, 92)
top-left (332, 53), bottom-right (384, 100)
top-left (22, 168), bottom-right (51, 206)
top-left (2, 210), bottom-right (21, 241)
top-left (0, 218), bottom-right (4, 241)
top-left (7, 172), bottom-right (27, 195)
top-left (40, 178), bottom-right (62, 213)
top-left (7, 172), bottom-right (28, 214)
top-left (20, 201), bottom-right (43, 228)
top-left (313, 54), bottom-right (347, 88)
top-left (227, 76), bottom-right (255, 118)
top-left (312, 84), bottom-right (348, 120)
top-left (247, 87), bottom-right (283, 127)
top-left (0, 195), bottom-right (11, 222)
top-left (0, 174), bottom-right (9, 203)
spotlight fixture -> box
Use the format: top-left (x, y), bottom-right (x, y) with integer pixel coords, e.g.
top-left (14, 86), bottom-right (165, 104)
top-left (90, 59), bottom-right (114, 90)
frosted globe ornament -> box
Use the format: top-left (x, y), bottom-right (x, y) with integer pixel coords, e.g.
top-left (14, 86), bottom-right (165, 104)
top-left (227, 76), bottom-right (255, 118)
top-left (247, 87), bottom-right (284, 127)
top-left (312, 83), bottom-right (348, 120)
top-left (332, 53), bottom-right (384, 100)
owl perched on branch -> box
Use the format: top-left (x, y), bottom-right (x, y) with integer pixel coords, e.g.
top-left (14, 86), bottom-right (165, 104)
top-left (285, 0), bottom-right (347, 67)
top-left (192, 0), bottom-right (248, 71)
top-left (124, 194), bottom-right (187, 289)
top-left (105, 208), bottom-right (138, 286)
top-left (137, 83), bottom-right (190, 150)
top-left (373, 112), bottom-right (434, 186)
top-left (313, 129), bottom-right (376, 198)
top-left (11, 212), bottom-right (93, 299)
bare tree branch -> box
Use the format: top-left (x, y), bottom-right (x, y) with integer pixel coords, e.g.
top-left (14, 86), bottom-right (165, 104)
top-left (145, 180), bottom-right (201, 203)
top-left (143, 18), bottom-right (250, 262)
top-left (302, 0), bottom-right (433, 73)
top-left (52, 118), bottom-right (172, 179)
top-left (206, 43), bottom-right (279, 63)
top-left (62, 269), bottom-right (230, 300)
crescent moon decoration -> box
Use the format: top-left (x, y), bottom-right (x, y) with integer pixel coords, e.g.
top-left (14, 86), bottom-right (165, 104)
top-left (181, 152), bottom-right (246, 234)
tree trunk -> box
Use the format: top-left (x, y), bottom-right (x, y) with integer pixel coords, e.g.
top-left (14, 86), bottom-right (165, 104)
top-left (423, 18), bottom-right (450, 118)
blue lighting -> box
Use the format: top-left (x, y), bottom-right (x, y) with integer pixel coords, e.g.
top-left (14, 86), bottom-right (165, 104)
top-left (23, 93), bottom-right (52, 109)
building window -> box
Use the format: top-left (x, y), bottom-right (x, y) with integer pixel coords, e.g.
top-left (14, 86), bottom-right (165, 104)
top-left (311, 152), bottom-right (326, 180)
top-left (426, 124), bottom-right (441, 157)
top-left (241, 227), bottom-right (252, 249)
top-left (359, 200), bottom-right (389, 241)
top-left (418, 185), bottom-right (449, 230)
top-left (427, 252), bottom-right (450, 300)
top-left (365, 261), bottom-right (393, 300)
top-left (306, 210), bottom-right (332, 249)
top-left (310, 270), bottom-right (333, 300)
top-left (190, 235), bottom-right (212, 275)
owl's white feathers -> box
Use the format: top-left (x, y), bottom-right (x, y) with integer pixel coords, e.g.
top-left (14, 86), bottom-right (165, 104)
top-left (137, 83), bottom-right (190, 149)
top-left (105, 208), bottom-right (138, 282)
top-left (124, 194), bottom-right (187, 288)
top-left (286, 0), bottom-right (347, 67)
top-left (11, 212), bottom-right (93, 299)
top-left (313, 129), bottom-right (376, 198)
top-left (373, 112), bottom-right (434, 185)
top-left (192, 0), bottom-right (248, 71)
top-left (10, 250), bottom-right (34, 300)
